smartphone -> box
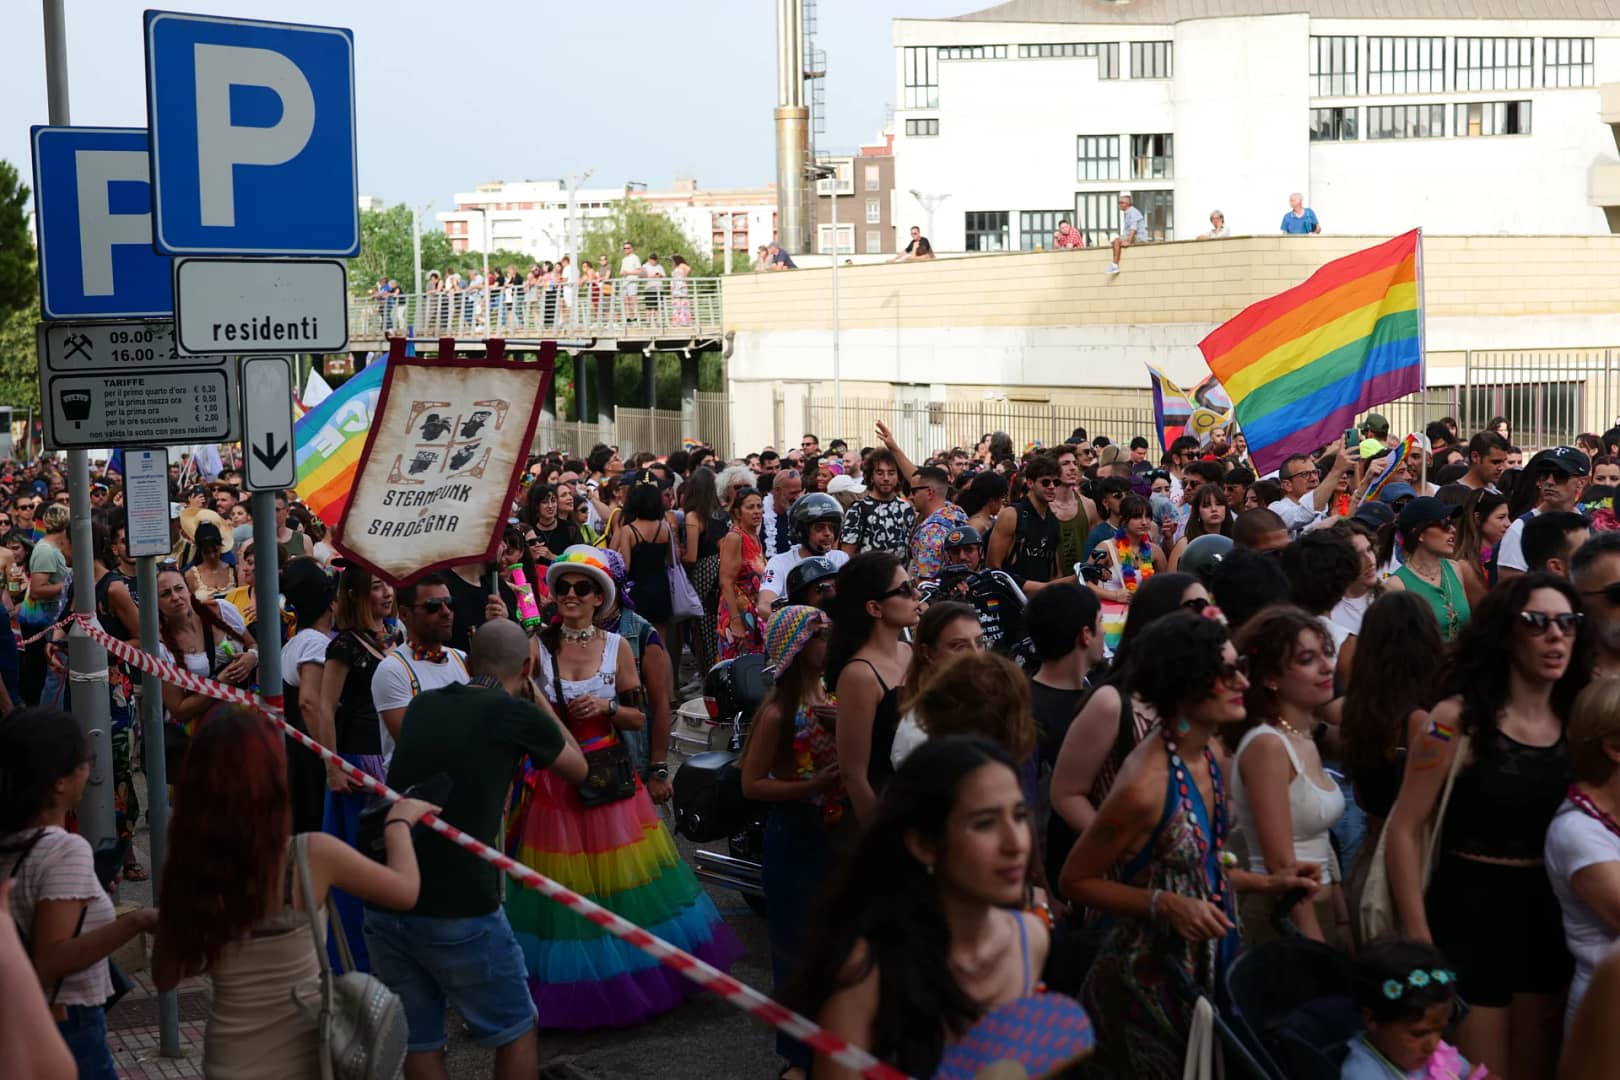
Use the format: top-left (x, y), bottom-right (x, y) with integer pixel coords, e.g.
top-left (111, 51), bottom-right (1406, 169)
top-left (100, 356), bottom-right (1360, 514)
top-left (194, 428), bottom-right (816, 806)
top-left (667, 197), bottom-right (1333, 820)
top-left (1343, 427), bottom-right (1358, 450)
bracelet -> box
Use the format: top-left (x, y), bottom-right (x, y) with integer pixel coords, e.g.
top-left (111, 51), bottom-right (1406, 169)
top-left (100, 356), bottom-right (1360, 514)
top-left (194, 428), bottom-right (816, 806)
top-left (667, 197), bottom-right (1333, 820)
top-left (1148, 888), bottom-right (1163, 923)
top-left (384, 819), bottom-right (413, 830)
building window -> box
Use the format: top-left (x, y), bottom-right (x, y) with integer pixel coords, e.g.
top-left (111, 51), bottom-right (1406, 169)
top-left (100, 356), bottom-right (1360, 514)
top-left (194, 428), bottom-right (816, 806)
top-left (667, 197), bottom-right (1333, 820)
top-left (1367, 37), bottom-right (1445, 94)
top-left (816, 223), bottom-right (854, 255)
top-left (865, 230), bottom-right (882, 254)
top-left (964, 211), bottom-right (1010, 252)
top-left (864, 165), bottom-right (880, 192)
top-left (904, 118), bottom-right (939, 137)
top-left (1018, 42), bottom-right (1119, 78)
top-left (866, 198), bottom-right (882, 224)
top-left (814, 160), bottom-right (854, 196)
top-left (1076, 134), bottom-right (1121, 181)
top-left (903, 46), bottom-right (938, 108)
top-left (1454, 37), bottom-right (1533, 90)
top-left (1074, 192), bottom-right (1115, 249)
top-left (1367, 104), bottom-right (1446, 139)
top-left (1129, 41), bottom-right (1172, 79)
top-left (1309, 106), bottom-right (1358, 141)
top-left (1544, 37), bottom-right (1595, 88)
top-left (1130, 134), bottom-right (1173, 179)
top-left (938, 44), bottom-right (1006, 60)
top-left (1019, 210), bottom-right (1067, 250)
top-left (1133, 191), bottom-right (1174, 241)
top-left (1309, 36), bottom-right (1357, 97)
top-left (1456, 100), bottom-right (1531, 136)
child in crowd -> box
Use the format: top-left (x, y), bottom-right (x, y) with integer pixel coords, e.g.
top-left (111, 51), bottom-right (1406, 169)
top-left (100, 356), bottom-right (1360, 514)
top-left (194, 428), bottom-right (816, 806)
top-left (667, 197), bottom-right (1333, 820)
top-left (1343, 940), bottom-right (1485, 1080)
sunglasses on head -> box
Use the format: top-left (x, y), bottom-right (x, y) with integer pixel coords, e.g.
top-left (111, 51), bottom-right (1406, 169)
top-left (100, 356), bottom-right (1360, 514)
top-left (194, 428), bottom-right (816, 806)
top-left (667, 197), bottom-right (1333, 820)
top-left (408, 598), bottom-right (450, 614)
top-left (1518, 610), bottom-right (1582, 636)
top-left (552, 579), bottom-right (599, 598)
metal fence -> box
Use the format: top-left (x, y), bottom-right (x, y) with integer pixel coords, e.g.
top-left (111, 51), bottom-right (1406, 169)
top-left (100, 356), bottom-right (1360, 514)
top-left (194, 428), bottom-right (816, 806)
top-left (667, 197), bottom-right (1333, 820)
top-left (803, 397), bottom-right (1159, 463)
top-left (347, 276), bottom-right (724, 342)
top-left (1461, 349), bottom-right (1618, 450)
top-left (528, 394), bottom-right (730, 459)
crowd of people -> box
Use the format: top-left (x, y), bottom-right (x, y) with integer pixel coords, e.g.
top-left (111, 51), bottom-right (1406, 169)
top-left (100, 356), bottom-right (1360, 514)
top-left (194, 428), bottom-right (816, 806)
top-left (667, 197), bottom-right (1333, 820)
top-left (8, 408), bottom-right (1620, 1079)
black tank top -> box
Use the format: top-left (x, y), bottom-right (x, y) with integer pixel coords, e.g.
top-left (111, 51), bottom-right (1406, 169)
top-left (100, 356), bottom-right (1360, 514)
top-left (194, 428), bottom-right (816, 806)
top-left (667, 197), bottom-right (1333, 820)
top-left (1441, 724), bottom-right (1569, 860)
top-left (1007, 499), bottom-right (1059, 584)
top-left (851, 658), bottom-right (901, 795)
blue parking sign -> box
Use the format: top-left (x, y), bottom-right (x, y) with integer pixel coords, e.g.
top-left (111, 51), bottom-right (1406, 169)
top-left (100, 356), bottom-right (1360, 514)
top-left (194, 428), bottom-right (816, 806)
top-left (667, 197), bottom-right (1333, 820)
top-left (144, 10), bottom-right (358, 257)
top-left (30, 126), bottom-right (174, 320)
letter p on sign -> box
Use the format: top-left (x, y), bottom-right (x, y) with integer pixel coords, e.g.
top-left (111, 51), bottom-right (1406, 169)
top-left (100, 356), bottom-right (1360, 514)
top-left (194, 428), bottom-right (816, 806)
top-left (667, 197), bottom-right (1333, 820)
top-left (145, 11), bottom-right (358, 257)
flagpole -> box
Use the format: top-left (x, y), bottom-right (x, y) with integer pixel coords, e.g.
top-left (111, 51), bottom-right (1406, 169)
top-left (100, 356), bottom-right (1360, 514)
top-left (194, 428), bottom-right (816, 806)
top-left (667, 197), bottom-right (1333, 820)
top-left (1416, 229), bottom-right (1428, 491)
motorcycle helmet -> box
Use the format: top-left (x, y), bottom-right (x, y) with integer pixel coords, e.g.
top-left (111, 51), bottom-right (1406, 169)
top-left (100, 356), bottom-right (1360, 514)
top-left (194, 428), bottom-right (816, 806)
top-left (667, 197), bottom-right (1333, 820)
top-left (786, 555), bottom-right (840, 605)
top-left (943, 524), bottom-right (985, 551)
top-left (790, 492), bottom-right (844, 544)
top-left (1179, 533), bottom-right (1234, 586)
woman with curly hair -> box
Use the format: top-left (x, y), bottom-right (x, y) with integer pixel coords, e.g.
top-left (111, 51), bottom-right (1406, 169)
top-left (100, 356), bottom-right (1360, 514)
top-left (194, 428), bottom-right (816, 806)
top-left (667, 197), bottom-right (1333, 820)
top-left (152, 708), bottom-right (434, 1078)
top-left (1384, 572), bottom-right (1589, 1078)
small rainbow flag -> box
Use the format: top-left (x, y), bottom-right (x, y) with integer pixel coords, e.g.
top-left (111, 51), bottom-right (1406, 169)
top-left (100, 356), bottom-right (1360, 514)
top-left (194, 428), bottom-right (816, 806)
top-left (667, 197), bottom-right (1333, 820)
top-left (1363, 434), bottom-right (1418, 503)
top-left (1148, 366), bottom-right (1232, 453)
top-left (682, 437), bottom-right (702, 451)
top-left (1199, 231), bottom-right (1423, 476)
top-left (294, 359), bottom-right (387, 528)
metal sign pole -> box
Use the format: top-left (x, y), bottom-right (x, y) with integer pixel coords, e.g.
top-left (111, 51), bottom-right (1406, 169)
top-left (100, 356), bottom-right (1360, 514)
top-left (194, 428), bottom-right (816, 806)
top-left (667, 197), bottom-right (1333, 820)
top-left (43, 0), bottom-right (117, 851)
top-left (135, 553), bottom-right (179, 1056)
top-left (252, 487), bottom-right (283, 725)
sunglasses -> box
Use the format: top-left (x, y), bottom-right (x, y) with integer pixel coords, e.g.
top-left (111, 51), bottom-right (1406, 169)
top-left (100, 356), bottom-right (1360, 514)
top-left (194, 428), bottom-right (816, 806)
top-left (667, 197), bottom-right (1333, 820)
top-left (552, 579), bottom-right (599, 598)
top-left (407, 598), bottom-right (451, 614)
top-left (1581, 582), bottom-right (1620, 607)
top-left (525, 534), bottom-right (541, 545)
top-left (1217, 657), bottom-right (1251, 683)
top-left (1180, 597), bottom-right (1211, 614)
top-left (879, 580), bottom-right (918, 601)
top-left (1518, 610), bottom-right (1582, 636)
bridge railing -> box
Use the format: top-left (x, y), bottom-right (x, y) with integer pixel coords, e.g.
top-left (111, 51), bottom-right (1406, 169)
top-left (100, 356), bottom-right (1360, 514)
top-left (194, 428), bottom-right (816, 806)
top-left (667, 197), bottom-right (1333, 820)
top-left (347, 276), bottom-right (724, 341)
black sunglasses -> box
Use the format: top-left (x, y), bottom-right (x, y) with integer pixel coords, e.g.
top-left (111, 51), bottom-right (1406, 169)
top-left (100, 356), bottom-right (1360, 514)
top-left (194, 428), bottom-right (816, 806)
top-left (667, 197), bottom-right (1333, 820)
top-left (1180, 597), bottom-right (1210, 614)
top-left (1217, 657), bottom-right (1250, 682)
top-left (879, 580), bottom-right (918, 601)
top-left (407, 598), bottom-right (451, 614)
top-left (552, 580), bottom-right (599, 598)
top-left (1518, 610), bottom-right (1582, 636)
top-left (1581, 583), bottom-right (1620, 607)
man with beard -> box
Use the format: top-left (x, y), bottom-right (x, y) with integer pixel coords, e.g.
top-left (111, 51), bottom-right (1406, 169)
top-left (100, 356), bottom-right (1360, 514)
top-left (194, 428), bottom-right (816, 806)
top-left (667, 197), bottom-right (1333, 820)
top-left (1573, 532), bottom-right (1620, 679)
top-left (1498, 446), bottom-right (1590, 580)
top-left (760, 467), bottom-right (803, 557)
top-left (759, 493), bottom-right (848, 610)
top-left (839, 449), bottom-right (915, 558)
top-left (988, 452), bottom-right (1078, 594)
top-left (921, 525), bottom-right (1028, 654)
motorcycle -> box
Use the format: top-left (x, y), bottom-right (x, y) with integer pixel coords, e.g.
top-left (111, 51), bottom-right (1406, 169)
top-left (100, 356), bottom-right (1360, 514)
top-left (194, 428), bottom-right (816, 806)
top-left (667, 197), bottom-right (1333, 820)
top-left (671, 653), bottom-right (772, 915)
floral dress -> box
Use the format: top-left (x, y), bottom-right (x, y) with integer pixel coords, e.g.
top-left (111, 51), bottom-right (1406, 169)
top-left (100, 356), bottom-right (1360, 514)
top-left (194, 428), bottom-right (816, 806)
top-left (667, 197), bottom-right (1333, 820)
top-left (717, 528), bottom-right (765, 660)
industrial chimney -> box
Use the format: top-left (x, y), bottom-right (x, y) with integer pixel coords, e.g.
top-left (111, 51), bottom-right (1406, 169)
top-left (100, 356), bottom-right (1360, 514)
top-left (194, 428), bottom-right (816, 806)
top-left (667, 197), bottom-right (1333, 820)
top-left (774, 0), bottom-right (810, 255)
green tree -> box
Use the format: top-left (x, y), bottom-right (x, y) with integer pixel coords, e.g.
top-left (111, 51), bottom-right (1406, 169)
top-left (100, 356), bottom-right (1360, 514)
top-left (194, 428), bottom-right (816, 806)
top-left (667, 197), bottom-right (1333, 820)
top-left (581, 198), bottom-right (723, 277)
top-left (0, 161), bottom-right (35, 319)
top-left (351, 204), bottom-right (455, 294)
top-left (0, 267), bottom-right (42, 412)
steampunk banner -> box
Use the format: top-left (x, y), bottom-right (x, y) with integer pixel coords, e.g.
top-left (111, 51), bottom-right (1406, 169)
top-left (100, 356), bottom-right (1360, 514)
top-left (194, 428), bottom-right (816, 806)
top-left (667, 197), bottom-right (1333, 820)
top-left (334, 341), bottom-right (555, 585)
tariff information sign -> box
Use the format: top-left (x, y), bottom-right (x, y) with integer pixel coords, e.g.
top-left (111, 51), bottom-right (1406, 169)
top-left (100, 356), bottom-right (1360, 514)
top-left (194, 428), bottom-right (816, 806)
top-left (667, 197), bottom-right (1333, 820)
top-left (123, 449), bottom-right (174, 557)
top-left (334, 351), bottom-right (553, 586)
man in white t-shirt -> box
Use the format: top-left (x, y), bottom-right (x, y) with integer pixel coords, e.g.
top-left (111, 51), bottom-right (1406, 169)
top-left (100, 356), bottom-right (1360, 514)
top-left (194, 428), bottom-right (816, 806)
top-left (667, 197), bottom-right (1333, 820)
top-left (372, 573), bottom-right (468, 757)
top-left (759, 493), bottom-right (849, 610)
top-left (618, 242), bottom-right (642, 320)
top-left (1268, 447), bottom-right (1352, 538)
top-left (1497, 446), bottom-right (1589, 579)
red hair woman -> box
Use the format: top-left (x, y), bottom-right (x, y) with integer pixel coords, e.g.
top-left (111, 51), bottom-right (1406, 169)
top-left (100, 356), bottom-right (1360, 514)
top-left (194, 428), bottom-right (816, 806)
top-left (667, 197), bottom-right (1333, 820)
top-left (152, 708), bottom-right (436, 1078)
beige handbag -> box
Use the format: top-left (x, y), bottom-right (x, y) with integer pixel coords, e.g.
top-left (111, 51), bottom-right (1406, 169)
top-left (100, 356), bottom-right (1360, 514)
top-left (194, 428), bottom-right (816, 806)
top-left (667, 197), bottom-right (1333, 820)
top-left (1357, 733), bottom-right (1470, 942)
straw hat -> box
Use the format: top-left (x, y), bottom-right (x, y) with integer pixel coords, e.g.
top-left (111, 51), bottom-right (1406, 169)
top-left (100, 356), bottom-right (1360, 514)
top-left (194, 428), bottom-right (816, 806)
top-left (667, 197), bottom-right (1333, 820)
top-left (179, 507), bottom-right (233, 554)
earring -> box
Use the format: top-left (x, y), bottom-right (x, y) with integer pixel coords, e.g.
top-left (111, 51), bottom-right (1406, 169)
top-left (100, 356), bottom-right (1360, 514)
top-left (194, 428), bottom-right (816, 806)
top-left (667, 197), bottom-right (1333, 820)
top-left (924, 863), bottom-right (935, 876)
top-left (1176, 718), bottom-right (1191, 735)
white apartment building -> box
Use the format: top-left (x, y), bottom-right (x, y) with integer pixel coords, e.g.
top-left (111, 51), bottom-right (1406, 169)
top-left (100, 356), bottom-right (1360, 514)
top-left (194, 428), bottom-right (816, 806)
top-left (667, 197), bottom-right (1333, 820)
top-left (891, 0), bottom-right (1620, 252)
top-left (437, 178), bottom-right (778, 268)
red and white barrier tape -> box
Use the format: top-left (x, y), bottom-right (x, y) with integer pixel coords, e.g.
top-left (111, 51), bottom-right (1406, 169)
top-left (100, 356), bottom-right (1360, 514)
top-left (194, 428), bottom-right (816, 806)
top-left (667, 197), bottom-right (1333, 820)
top-left (77, 614), bottom-right (909, 1080)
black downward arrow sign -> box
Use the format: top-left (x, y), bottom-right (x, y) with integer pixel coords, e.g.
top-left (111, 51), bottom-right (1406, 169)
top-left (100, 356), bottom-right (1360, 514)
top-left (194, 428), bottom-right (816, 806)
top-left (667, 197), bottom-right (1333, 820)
top-left (253, 432), bottom-right (288, 472)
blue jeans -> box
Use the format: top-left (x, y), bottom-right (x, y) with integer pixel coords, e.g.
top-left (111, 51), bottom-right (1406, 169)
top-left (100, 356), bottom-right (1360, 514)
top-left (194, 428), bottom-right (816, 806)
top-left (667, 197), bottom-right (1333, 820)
top-left (364, 907), bottom-right (535, 1053)
top-left (1328, 766), bottom-right (1365, 882)
top-left (764, 803), bottom-right (831, 1069)
top-left (57, 1004), bottom-right (118, 1079)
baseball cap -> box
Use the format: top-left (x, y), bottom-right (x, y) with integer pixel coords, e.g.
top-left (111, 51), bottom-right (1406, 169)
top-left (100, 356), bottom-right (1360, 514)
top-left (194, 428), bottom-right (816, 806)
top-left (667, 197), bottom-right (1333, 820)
top-left (1351, 500), bottom-right (1395, 529)
top-left (827, 474), bottom-right (866, 496)
top-left (1358, 437), bottom-right (1385, 460)
top-left (1098, 445), bottom-right (1124, 468)
top-left (1397, 496), bottom-right (1461, 535)
top-left (1524, 446), bottom-right (1590, 478)
top-left (1378, 481), bottom-right (1419, 505)
top-left (1361, 413), bottom-right (1391, 438)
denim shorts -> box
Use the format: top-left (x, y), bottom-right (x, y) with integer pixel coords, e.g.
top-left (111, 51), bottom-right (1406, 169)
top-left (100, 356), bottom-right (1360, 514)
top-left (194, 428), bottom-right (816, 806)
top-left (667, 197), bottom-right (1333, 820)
top-left (363, 908), bottom-right (536, 1053)
top-left (58, 1004), bottom-right (119, 1079)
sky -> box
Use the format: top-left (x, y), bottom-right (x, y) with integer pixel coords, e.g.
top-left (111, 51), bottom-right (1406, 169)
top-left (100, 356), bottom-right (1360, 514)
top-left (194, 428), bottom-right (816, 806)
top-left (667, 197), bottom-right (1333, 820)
top-left (2, 0), bottom-right (972, 216)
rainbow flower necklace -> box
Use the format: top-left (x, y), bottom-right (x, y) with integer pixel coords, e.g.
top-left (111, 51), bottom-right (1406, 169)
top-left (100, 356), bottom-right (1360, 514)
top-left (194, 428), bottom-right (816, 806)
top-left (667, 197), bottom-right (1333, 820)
top-left (1115, 527), bottom-right (1155, 593)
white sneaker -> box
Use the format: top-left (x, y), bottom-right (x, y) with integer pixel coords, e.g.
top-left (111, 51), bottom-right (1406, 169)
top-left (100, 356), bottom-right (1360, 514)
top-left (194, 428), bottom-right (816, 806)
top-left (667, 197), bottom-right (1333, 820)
top-left (1106, 263), bottom-right (1121, 274)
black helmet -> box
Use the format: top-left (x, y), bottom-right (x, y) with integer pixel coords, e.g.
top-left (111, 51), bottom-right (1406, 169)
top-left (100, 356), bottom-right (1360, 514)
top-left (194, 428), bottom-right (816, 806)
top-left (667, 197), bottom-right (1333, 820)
top-left (790, 492), bottom-right (844, 543)
top-left (943, 524), bottom-right (984, 551)
top-left (701, 653), bottom-right (772, 724)
top-left (1179, 533), bottom-right (1233, 585)
top-left (786, 555), bottom-right (840, 603)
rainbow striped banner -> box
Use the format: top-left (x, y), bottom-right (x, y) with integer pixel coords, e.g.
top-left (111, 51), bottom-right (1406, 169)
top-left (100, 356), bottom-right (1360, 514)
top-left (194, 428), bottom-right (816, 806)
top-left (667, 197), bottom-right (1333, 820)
top-left (1363, 434), bottom-right (1418, 503)
top-left (294, 359), bottom-right (387, 528)
top-left (1199, 230), bottom-right (1423, 476)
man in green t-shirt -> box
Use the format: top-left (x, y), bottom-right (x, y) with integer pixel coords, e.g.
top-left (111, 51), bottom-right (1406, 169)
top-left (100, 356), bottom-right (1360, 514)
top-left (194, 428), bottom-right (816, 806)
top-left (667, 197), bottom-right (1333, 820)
top-left (365, 620), bottom-right (584, 1078)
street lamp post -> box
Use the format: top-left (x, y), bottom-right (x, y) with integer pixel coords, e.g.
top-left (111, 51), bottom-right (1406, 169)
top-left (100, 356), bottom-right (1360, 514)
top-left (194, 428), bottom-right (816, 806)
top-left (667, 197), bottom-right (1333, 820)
top-left (908, 188), bottom-right (951, 247)
top-left (809, 164), bottom-right (841, 440)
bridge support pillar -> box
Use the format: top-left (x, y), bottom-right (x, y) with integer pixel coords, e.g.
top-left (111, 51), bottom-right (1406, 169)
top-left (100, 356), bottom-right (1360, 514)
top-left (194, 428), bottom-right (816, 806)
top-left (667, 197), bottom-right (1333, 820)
top-left (574, 353), bottom-right (591, 422)
top-left (641, 352), bottom-right (657, 409)
top-left (680, 351), bottom-right (700, 440)
top-left (595, 352), bottom-right (615, 438)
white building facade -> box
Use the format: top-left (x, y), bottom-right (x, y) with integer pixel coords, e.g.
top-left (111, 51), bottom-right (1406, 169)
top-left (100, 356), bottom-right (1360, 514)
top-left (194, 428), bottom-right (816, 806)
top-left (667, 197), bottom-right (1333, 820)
top-left (891, 0), bottom-right (1620, 252)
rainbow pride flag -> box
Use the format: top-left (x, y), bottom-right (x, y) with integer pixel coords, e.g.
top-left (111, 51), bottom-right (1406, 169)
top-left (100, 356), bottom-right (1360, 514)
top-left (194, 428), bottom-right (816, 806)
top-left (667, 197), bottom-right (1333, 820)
top-left (294, 360), bottom-right (387, 527)
top-left (1199, 230), bottom-right (1423, 476)
top-left (1147, 366), bottom-right (1232, 453)
top-left (1363, 434), bottom-right (1418, 503)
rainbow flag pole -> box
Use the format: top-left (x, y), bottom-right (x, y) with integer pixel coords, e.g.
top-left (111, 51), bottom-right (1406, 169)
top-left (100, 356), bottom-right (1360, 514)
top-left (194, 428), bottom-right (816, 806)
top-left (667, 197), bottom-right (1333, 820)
top-left (294, 359), bottom-right (388, 529)
top-left (1199, 230), bottom-right (1425, 477)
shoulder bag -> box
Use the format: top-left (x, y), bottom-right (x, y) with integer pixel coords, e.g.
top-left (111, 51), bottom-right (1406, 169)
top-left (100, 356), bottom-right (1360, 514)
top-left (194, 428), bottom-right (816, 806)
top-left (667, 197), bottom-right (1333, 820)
top-left (291, 835), bottom-right (408, 1080)
top-left (1357, 733), bottom-right (1471, 943)
top-left (666, 528), bottom-right (704, 622)
top-left (548, 647), bottom-right (637, 808)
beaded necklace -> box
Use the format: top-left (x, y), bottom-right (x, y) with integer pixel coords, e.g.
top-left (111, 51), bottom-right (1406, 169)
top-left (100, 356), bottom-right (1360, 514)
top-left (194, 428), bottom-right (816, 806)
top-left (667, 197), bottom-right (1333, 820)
top-left (1566, 784), bottom-right (1620, 841)
top-left (1159, 722), bottom-right (1227, 907)
top-left (1114, 528), bottom-right (1155, 594)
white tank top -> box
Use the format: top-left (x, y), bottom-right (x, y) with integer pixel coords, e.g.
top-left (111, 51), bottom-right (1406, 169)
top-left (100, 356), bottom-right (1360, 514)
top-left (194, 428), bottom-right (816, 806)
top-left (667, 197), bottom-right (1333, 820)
top-left (537, 631), bottom-right (621, 707)
top-left (1229, 725), bottom-right (1345, 883)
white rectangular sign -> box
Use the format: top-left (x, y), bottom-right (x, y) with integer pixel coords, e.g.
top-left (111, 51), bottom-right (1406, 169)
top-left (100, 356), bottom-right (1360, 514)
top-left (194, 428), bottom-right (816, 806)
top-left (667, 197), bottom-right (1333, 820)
top-left (173, 257), bottom-right (349, 355)
top-left (38, 320), bottom-right (224, 373)
top-left (42, 370), bottom-right (232, 451)
top-left (123, 449), bottom-right (173, 557)
top-left (240, 355), bottom-right (297, 491)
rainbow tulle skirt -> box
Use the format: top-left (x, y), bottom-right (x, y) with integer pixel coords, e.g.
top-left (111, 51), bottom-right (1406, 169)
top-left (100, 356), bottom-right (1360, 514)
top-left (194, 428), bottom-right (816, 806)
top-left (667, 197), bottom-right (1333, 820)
top-left (505, 764), bottom-right (742, 1029)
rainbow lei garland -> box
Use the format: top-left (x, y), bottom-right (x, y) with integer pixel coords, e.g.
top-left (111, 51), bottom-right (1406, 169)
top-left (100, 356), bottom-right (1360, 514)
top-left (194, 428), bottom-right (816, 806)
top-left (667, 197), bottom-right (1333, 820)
top-left (1115, 528), bottom-right (1155, 593)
